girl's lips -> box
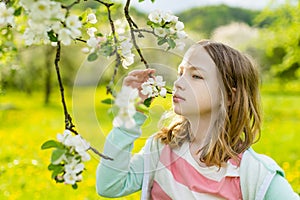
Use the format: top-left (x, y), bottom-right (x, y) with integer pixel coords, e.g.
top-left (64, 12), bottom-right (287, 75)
top-left (173, 94), bottom-right (185, 103)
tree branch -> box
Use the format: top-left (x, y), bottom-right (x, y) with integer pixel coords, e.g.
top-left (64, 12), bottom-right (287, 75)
top-left (124, 0), bottom-right (149, 69)
top-left (54, 41), bottom-right (112, 160)
top-left (54, 41), bottom-right (72, 130)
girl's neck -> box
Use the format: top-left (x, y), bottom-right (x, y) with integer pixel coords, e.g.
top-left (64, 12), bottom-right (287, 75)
top-left (187, 115), bottom-right (211, 148)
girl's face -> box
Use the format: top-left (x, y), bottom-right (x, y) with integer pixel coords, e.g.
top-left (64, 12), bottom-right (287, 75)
top-left (173, 44), bottom-right (223, 121)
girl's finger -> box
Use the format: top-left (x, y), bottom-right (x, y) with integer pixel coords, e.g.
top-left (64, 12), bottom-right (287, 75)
top-left (123, 76), bottom-right (140, 86)
top-left (128, 69), bottom-right (156, 78)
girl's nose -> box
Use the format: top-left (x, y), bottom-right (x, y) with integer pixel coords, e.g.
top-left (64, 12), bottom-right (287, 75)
top-left (174, 76), bottom-right (185, 90)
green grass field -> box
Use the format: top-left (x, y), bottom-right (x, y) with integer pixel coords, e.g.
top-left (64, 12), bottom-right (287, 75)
top-left (0, 84), bottom-right (299, 199)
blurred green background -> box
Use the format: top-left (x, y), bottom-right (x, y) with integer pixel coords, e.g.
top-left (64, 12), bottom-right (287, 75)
top-left (0, 1), bottom-right (299, 199)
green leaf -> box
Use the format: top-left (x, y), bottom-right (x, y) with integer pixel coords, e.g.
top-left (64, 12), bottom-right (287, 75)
top-left (87, 52), bottom-right (98, 62)
top-left (167, 38), bottom-right (176, 49)
top-left (51, 165), bottom-right (64, 179)
top-left (157, 38), bottom-right (167, 46)
top-left (41, 140), bottom-right (63, 150)
top-left (147, 21), bottom-right (153, 26)
top-left (96, 32), bottom-right (103, 37)
top-left (14, 7), bottom-right (22, 16)
top-left (101, 98), bottom-right (115, 105)
top-left (51, 149), bottom-right (66, 164)
top-left (72, 183), bottom-right (78, 189)
top-left (143, 97), bottom-right (153, 107)
top-left (47, 30), bottom-right (58, 42)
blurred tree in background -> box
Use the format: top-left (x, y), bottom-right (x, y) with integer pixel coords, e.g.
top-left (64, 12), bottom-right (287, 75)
top-left (253, 2), bottom-right (300, 82)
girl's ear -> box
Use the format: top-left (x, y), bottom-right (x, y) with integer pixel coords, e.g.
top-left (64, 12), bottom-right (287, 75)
top-left (227, 87), bottom-right (236, 106)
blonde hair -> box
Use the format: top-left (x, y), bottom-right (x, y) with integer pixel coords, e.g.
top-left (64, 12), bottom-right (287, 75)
top-left (156, 40), bottom-right (261, 167)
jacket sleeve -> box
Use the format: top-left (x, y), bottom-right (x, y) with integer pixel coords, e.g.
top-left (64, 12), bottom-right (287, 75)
top-left (264, 173), bottom-right (300, 200)
top-left (96, 112), bottom-right (147, 197)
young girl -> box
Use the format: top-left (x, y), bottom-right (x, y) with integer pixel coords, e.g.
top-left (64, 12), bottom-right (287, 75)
top-left (96, 40), bottom-right (299, 199)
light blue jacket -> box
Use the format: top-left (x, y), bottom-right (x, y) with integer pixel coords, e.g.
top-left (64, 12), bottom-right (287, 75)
top-left (96, 112), bottom-right (299, 199)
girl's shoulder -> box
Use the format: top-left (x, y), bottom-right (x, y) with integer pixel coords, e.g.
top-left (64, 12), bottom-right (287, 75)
top-left (241, 148), bottom-right (284, 175)
top-left (240, 148), bottom-right (285, 200)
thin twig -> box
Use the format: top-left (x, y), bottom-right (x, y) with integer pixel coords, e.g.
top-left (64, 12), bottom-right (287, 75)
top-left (93, 0), bottom-right (121, 96)
top-left (133, 28), bottom-right (158, 37)
top-left (61, 0), bottom-right (81, 11)
top-left (89, 146), bottom-right (114, 160)
top-left (75, 38), bottom-right (87, 43)
top-left (124, 0), bottom-right (149, 69)
top-left (94, 0), bottom-right (114, 7)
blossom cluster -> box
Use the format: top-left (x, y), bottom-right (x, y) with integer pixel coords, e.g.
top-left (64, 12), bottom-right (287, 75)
top-left (0, 2), bottom-right (15, 28)
top-left (42, 130), bottom-right (91, 187)
top-left (112, 76), bottom-right (168, 129)
top-left (20, 0), bottom-right (82, 46)
top-left (113, 86), bottom-right (139, 129)
top-left (119, 36), bottom-right (135, 68)
top-left (141, 75), bottom-right (167, 98)
top-left (85, 23), bottom-right (135, 69)
top-left (148, 10), bottom-right (187, 50)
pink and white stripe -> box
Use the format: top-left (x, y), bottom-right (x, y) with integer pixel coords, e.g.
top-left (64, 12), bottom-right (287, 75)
top-left (151, 144), bottom-right (242, 200)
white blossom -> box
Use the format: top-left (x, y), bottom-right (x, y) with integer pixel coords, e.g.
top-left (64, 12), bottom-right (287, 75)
top-left (58, 28), bottom-right (72, 46)
top-left (49, 1), bottom-right (65, 21)
top-left (30, 1), bottom-right (52, 21)
top-left (87, 27), bottom-right (97, 37)
top-left (0, 2), bottom-right (15, 27)
top-left (63, 172), bottom-right (78, 185)
top-left (57, 130), bottom-right (72, 144)
top-left (121, 53), bottom-right (135, 69)
top-left (65, 159), bottom-right (84, 174)
top-left (87, 13), bottom-right (97, 24)
top-left (72, 135), bottom-right (90, 153)
top-left (119, 37), bottom-right (134, 68)
top-left (154, 27), bottom-right (167, 37)
top-left (176, 30), bottom-right (187, 39)
top-left (87, 37), bottom-right (100, 48)
top-left (160, 11), bottom-right (173, 22)
top-left (23, 20), bottom-right (50, 45)
top-left (113, 86), bottom-right (139, 129)
top-left (155, 76), bottom-right (166, 87)
top-left (148, 10), bottom-right (162, 24)
top-left (115, 19), bottom-right (127, 34)
top-left (159, 87), bottom-right (167, 98)
top-left (78, 151), bottom-right (91, 162)
top-left (113, 108), bottom-right (136, 129)
top-left (175, 21), bottom-right (184, 31)
top-left (120, 37), bottom-right (133, 54)
top-left (66, 15), bottom-right (82, 31)
top-left (19, 0), bottom-right (35, 10)
top-left (141, 83), bottom-right (153, 96)
top-left (81, 47), bottom-right (90, 54)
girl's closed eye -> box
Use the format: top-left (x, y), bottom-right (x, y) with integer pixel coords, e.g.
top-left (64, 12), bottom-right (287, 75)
top-left (192, 74), bottom-right (203, 79)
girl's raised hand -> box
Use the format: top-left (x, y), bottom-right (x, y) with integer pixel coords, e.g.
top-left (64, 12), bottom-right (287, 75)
top-left (123, 68), bottom-right (156, 102)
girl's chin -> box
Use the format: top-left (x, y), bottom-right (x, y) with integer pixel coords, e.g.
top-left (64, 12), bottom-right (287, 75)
top-left (173, 106), bottom-right (184, 116)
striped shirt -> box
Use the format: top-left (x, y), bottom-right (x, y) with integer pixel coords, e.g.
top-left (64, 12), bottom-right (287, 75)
top-left (150, 142), bottom-right (242, 199)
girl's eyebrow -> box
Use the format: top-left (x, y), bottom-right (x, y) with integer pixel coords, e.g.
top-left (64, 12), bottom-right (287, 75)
top-left (179, 65), bottom-right (206, 72)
